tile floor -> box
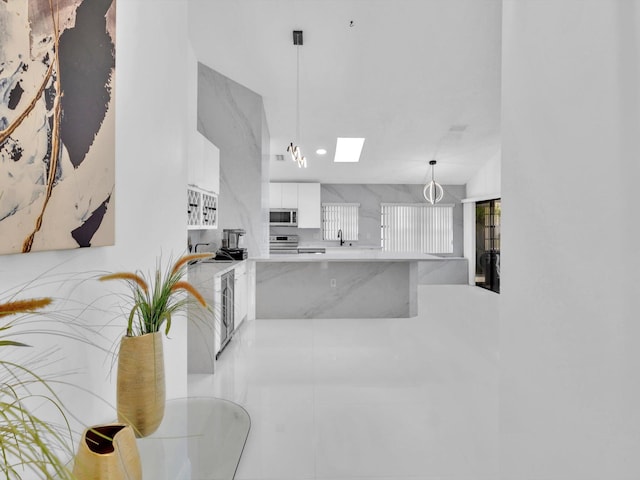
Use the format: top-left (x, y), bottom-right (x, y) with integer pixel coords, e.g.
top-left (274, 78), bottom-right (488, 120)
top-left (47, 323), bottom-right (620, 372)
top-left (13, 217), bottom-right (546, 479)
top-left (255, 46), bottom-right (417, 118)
top-left (188, 285), bottom-right (499, 480)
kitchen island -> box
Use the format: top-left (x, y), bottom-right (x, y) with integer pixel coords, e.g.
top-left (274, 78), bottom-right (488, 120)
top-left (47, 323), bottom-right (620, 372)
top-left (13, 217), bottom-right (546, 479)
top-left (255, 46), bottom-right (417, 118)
top-left (255, 249), bottom-right (467, 319)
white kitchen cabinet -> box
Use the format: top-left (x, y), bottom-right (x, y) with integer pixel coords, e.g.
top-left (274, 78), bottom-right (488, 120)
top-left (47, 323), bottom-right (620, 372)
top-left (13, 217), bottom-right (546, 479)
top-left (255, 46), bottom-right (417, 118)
top-left (234, 261), bottom-right (248, 328)
top-left (188, 130), bottom-right (220, 194)
top-left (269, 182), bottom-right (321, 228)
top-left (188, 260), bottom-right (249, 374)
top-left (281, 183), bottom-right (298, 208)
top-left (187, 131), bottom-right (220, 229)
top-left (269, 182), bottom-right (298, 209)
top-left (269, 183), bottom-right (282, 208)
top-left (187, 185), bottom-right (217, 229)
top-left (297, 183), bottom-right (321, 228)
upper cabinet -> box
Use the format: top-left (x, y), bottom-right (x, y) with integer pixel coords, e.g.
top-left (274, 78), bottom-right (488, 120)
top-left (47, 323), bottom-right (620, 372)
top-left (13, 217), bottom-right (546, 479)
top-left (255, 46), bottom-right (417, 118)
top-left (269, 183), bottom-right (281, 208)
top-left (188, 130), bottom-right (220, 195)
top-left (281, 183), bottom-right (298, 209)
top-left (188, 186), bottom-right (217, 229)
top-left (188, 131), bottom-right (220, 229)
top-left (297, 183), bottom-right (321, 228)
top-left (270, 182), bottom-right (298, 209)
top-left (269, 182), bottom-right (321, 229)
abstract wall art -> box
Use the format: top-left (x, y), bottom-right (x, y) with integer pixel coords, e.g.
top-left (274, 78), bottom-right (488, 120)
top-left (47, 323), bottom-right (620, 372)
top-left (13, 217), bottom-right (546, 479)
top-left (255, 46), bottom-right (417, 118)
top-left (0, 0), bottom-right (116, 255)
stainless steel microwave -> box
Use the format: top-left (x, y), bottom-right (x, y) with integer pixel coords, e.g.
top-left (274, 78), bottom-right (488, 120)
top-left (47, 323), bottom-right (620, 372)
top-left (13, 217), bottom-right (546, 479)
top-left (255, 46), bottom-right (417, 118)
top-left (269, 209), bottom-right (297, 226)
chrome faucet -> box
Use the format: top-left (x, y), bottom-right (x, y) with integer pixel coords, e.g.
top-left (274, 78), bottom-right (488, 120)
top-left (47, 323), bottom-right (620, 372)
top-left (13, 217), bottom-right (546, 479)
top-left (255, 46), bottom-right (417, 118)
top-left (337, 229), bottom-right (344, 246)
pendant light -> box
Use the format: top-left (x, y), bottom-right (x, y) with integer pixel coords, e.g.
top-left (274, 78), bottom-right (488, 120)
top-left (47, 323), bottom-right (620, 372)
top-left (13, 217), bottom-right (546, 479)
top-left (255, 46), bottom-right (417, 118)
top-left (423, 160), bottom-right (444, 204)
top-left (287, 30), bottom-right (307, 168)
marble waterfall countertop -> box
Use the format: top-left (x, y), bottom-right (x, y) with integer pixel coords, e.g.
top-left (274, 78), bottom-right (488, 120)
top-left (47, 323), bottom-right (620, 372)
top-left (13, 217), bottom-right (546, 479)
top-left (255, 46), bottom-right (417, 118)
top-left (254, 248), bottom-right (468, 320)
top-left (260, 247), bottom-right (459, 262)
top-left (256, 255), bottom-right (417, 318)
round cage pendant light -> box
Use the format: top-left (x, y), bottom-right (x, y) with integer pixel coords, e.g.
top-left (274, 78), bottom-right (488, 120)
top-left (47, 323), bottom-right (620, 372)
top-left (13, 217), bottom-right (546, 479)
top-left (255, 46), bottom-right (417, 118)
top-left (423, 160), bottom-right (444, 204)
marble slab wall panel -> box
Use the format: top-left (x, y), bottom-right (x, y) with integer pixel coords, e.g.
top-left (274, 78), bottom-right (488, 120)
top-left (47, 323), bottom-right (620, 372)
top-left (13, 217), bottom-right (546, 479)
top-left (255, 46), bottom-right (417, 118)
top-left (260, 108), bottom-right (271, 257)
top-left (409, 261), bottom-right (418, 316)
top-left (290, 184), bottom-right (465, 256)
top-left (418, 259), bottom-right (468, 285)
top-left (196, 62), bottom-right (269, 257)
top-left (187, 263), bottom-right (220, 374)
top-left (256, 261), bottom-right (415, 319)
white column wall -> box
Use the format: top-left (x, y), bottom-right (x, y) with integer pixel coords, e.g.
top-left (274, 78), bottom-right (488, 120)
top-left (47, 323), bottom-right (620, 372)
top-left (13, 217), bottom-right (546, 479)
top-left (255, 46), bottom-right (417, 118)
top-left (501, 1), bottom-right (640, 478)
top-left (0, 0), bottom-right (190, 435)
top-left (466, 153), bottom-right (501, 200)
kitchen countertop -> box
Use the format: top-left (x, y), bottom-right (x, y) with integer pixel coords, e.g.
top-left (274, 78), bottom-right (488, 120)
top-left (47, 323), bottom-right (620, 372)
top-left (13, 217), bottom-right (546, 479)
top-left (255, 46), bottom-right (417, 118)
top-left (188, 259), bottom-right (246, 276)
top-left (259, 248), bottom-right (462, 262)
top-left (188, 252), bottom-right (464, 264)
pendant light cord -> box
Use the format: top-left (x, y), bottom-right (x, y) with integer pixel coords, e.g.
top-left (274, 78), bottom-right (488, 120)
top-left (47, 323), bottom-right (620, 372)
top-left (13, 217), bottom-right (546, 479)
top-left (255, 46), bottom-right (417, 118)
top-left (296, 45), bottom-right (301, 143)
top-left (288, 31), bottom-right (306, 168)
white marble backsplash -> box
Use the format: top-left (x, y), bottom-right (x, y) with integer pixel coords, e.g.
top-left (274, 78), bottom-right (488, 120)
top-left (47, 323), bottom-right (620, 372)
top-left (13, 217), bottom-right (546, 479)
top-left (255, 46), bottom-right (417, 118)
top-left (272, 183), bottom-right (465, 256)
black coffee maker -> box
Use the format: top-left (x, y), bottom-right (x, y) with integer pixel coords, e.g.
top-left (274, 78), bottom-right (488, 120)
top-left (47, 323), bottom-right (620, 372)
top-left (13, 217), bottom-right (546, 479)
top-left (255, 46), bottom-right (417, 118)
top-left (218, 229), bottom-right (247, 260)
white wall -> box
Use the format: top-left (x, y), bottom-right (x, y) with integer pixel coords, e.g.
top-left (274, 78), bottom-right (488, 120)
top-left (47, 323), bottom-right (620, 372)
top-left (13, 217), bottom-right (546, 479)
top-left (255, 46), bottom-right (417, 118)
top-left (501, 1), bottom-right (640, 478)
top-left (0, 0), bottom-right (190, 443)
top-left (466, 152), bottom-right (501, 200)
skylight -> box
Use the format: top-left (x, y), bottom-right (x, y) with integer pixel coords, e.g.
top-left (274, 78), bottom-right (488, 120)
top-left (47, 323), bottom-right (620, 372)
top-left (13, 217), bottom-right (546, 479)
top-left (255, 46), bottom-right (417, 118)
top-left (333, 137), bottom-right (365, 163)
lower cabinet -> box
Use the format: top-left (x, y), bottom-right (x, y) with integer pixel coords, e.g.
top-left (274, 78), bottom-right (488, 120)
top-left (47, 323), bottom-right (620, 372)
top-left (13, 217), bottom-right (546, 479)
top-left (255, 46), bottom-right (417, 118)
top-left (187, 260), bottom-right (250, 374)
top-left (187, 264), bottom-right (218, 374)
top-left (234, 261), bottom-right (248, 328)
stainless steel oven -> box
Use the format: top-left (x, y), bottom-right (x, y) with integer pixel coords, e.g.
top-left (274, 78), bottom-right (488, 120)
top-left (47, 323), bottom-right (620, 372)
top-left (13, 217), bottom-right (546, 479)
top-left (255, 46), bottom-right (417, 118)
top-left (269, 235), bottom-right (299, 254)
top-left (269, 209), bottom-right (297, 227)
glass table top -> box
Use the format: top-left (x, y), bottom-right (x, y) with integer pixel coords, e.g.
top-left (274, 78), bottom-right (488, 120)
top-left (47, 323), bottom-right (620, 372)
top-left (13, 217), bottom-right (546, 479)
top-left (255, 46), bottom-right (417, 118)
top-left (137, 397), bottom-right (251, 479)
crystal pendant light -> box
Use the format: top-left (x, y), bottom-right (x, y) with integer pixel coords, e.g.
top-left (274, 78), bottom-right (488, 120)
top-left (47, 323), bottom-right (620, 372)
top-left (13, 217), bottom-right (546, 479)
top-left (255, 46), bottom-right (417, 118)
top-left (423, 160), bottom-right (444, 204)
top-left (287, 30), bottom-right (306, 168)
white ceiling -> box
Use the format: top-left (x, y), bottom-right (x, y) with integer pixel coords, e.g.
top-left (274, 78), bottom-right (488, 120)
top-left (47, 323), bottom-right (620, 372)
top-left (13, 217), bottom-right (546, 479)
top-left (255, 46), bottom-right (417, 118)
top-left (189, 0), bottom-right (502, 185)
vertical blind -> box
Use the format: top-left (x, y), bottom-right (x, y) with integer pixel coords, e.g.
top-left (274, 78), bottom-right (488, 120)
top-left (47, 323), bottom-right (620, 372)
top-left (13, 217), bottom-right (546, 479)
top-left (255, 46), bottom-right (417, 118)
top-left (322, 203), bottom-right (359, 241)
top-left (381, 203), bottom-right (453, 253)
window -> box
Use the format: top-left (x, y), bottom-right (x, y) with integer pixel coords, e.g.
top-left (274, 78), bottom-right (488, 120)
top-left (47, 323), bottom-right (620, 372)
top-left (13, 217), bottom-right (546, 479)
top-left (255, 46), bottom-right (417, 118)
top-left (322, 203), bottom-right (359, 241)
top-left (381, 203), bottom-right (453, 253)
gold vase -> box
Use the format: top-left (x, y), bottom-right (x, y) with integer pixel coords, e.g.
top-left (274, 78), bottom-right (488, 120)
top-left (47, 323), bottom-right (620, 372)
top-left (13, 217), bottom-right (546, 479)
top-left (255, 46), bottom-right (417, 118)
top-left (73, 424), bottom-right (142, 480)
top-left (117, 331), bottom-right (166, 437)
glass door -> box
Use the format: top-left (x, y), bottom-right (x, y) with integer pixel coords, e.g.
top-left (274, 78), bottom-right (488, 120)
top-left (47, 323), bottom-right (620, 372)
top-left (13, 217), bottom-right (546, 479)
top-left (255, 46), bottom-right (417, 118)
top-left (475, 199), bottom-right (501, 293)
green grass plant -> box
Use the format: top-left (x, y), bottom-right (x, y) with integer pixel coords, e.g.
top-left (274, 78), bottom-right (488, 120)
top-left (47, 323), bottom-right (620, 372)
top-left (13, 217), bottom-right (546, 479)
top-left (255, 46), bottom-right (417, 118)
top-left (0, 298), bottom-right (75, 480)
top-left (99, 253), bottom-right (213, 337)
